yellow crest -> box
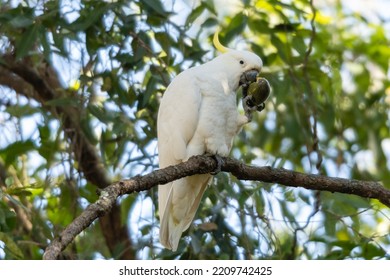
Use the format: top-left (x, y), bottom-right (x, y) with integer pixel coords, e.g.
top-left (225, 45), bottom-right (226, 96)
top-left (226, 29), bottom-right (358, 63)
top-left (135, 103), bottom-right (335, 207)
top-left (213, 29), bottom-right (229, 53)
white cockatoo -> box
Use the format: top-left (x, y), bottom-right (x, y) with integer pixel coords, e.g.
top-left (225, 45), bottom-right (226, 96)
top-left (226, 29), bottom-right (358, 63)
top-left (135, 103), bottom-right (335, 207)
top-left (157, 31), bottom-right (263, 251)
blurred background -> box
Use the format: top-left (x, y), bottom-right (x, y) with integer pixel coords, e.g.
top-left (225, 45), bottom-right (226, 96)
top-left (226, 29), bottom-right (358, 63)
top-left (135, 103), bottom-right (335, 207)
top-left (0, 0), bottom-right (389, 259)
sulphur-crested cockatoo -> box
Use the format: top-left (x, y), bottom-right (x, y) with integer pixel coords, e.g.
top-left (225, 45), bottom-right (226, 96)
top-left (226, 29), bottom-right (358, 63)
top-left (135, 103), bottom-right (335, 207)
top-left (157, 31), bottom-right (263, 251)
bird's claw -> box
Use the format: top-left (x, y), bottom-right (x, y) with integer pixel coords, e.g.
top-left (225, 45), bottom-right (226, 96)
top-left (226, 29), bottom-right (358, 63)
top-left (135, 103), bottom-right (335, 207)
top-left (241, 84), bottom-right (249, 98)
top-left (210, 154), bottom-right (224, 175)
top-left (243, 93), bottom-right (266, 121)
top-left (256, 103), bottom-right (265, 112)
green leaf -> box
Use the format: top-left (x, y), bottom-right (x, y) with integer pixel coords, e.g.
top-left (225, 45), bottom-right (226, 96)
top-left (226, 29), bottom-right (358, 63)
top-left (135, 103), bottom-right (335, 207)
top-left (1, 6), bottom-right (34, 28)
top-left (270, 34), bottom-right (289, 62)
top-left (201, 17), bottom-right (218, 28)
top-left (9, 15), bottom-right (33, 28)
top-left (0, 201), bottom-right (17, 232)
top-left (37, 125), bottom-right (59, 165)
top-left (68, 4), bottom-right (110, 31)
top-left (225, 13), bottom-right (247, 43)
top-left (44, 96), bottom-right (80, 107)
top-left (362, 243), bottom-right (386, 259)
top-left (140, 0), bottom-right (168, 16)
top-left (6, 187), bottom-right (33, 197)
top-left (5, 105), bottom-right (39, 118)
top-left (185, 4), bottom-right (206, 27)
top-left (131, 32), bottom-right (150, 66)
top-left (0, 232), bottom-right (24, 259)
top-left (0, 140), bottom-right (35, 166)
top-left (15, 24), bottom-right (40, 60)
top-left (88, 105), bottom-right (117, 123)
top-left (204, 0), bottom-right (217, 15)
top-left (248, 19), bottom-right (271, 34)
top-left (324, 212), bottom-right (336, 236)
top-left (292, 35), bottom-right (306, 56)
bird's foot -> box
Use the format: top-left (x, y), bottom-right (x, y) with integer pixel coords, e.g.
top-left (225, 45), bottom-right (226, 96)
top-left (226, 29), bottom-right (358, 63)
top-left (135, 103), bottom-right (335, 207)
top-left (256, 102), bottom-right (265, 112)
top-left (243, 95), bottom-right (266, 121)
top-left (208, 154), bottom-right (224, 175)
top-left (241, 84), bottom-right (249, 98)
top-left (243, 96), bottom-right (256, 122)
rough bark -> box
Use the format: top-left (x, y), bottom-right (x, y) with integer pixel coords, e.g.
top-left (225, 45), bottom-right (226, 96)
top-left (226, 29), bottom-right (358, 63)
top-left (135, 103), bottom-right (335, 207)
top-left (43, 154), bottom-right (390, 260)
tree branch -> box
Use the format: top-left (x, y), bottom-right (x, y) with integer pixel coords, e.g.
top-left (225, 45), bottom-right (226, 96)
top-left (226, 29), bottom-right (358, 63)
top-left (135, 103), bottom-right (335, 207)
top-left (43, 155), bottom-right (390, 259)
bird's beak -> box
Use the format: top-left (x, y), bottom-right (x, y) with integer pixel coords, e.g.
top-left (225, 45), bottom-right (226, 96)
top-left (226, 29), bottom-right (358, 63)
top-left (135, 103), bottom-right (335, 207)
top-left (239, 69), bottom-right (259, 87)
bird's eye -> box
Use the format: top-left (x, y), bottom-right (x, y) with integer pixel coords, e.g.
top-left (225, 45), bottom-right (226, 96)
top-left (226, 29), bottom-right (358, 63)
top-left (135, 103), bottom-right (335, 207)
top-left (239, 60), bottom-right (245, 65)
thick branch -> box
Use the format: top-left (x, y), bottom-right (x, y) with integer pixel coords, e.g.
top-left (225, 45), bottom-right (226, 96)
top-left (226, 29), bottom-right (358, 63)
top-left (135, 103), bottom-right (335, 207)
top-left (43, 155), bottom-right (390, 259)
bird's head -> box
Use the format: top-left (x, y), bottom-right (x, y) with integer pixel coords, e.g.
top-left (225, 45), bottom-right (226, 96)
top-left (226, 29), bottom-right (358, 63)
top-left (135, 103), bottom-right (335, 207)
top-left (213, 30), bottom-right (263, 90)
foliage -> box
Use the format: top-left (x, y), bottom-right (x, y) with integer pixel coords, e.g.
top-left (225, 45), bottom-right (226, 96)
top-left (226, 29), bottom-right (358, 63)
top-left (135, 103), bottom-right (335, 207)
top-left (0, 0), bottom-right (389, 259)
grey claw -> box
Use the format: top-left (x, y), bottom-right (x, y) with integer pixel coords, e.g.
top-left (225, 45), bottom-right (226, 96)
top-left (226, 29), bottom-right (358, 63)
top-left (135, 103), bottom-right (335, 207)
top-left (243, 95), bottom-right (257, 122)
top-left (241, 84), bottom-right (249, 98)
top-left (210, 154), bottom-right (224, 175)
top-left (256, 103), bottom-right (265, 112)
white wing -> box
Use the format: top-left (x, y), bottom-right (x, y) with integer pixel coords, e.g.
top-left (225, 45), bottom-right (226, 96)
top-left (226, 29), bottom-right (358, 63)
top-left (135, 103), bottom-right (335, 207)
top-left (157, 69), bottom-right (211, 251)
top-left (157, 69), bottom-right (201, 168)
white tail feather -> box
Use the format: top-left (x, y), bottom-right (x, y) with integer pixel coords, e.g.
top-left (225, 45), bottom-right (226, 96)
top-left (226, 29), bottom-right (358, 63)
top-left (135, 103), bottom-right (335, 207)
top-left (159, 174), bottom-right (211, 251)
